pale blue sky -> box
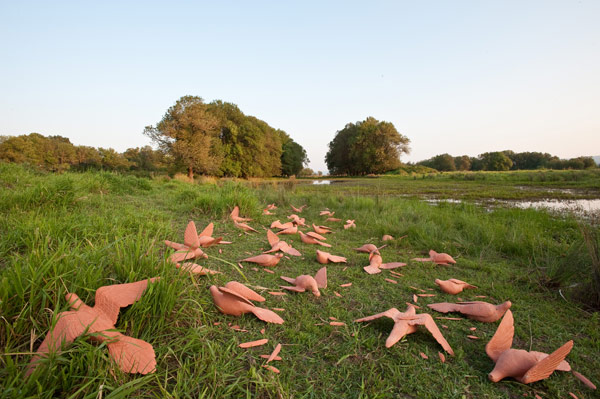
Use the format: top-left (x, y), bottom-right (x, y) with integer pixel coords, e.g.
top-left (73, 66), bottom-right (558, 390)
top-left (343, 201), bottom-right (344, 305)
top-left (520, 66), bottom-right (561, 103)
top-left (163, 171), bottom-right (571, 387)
top-left (1, 1), bottom-right (599, 172)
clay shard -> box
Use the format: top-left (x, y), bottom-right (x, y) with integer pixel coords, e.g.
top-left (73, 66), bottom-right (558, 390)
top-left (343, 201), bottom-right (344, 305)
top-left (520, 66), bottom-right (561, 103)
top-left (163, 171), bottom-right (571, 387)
top-left (280, 267), bottom-right (327, 296)
top-left (239, 339), bottom-right (268, 348)
top-left (27, 278), bottom-right (159, 376)
top-left (209, 283), bottom-right (284, 324)
top-left (428, 301), bottom-right (511, 323)
top-left (267, 343), bottom-right (282, 363)
top-left (316, 250), bottom-right (347, 264)
top-left (486, 310), bottom-right (573, 384)
top-left (299, 231), bottom-right (331, 247)
top-left (435, 278), bottom-right (477, 295)
top-left (355, 305), bottom-right (454, 355)
top-left (241, 253), bottom-right (284, 267)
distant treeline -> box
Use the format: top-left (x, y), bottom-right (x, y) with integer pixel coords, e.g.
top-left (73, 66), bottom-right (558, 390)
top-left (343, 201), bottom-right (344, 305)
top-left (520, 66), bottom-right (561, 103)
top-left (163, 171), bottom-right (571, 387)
top-left (0, 97), bottom-right (309, 178)
top-left (417, 151), bottom-right (598, 172)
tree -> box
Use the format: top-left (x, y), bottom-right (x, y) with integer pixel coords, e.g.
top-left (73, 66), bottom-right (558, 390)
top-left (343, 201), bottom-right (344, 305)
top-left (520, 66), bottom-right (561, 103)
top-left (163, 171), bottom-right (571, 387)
top-left (280, 135), bottom-right (309, 176)
top-left (454, 155), bottom-right (471, 171)
top-left (325, 117), bottom-right (410, 175)
top-left (144, 96), bottom-right (221, 179)
top-left (480, 151), bottom-right (513, 171)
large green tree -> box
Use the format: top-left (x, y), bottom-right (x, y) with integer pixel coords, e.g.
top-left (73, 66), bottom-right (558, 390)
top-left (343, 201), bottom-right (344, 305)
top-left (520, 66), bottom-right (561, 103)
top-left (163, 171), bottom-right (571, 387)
top-left (280, 133), bottom-right (309, 176)
top-left (325, 117), bottom-right (410, 175)
top-left (144, 96), bottom-right (222, 179)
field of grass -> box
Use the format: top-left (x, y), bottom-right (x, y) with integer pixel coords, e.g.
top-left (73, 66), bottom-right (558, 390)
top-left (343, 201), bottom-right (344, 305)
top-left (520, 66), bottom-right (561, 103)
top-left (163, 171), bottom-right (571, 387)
top-left (1, 163), bottom-right (599, 398)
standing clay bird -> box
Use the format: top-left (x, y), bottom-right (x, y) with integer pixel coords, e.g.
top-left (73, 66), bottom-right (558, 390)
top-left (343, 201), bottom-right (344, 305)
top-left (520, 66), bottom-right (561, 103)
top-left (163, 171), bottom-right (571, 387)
top-left (241, 253), bottom-right (284, 267)
top-left (299, 231), bottom-right (331, 247)
top-left (312, 224), bottom-right (333, 235)
top-left (435, 279), bottom-right (477, 295)
top-left (428, 301), bottom-right (512, 323)
top-left (209, 282), bottom-right (284, 324)
top-left (486, 310), bottom-right (572, 383)
top-left (164, 221), bottom-right (208, 263)
top-left (234, 221), bottom-right (258, 233)
top-left (355, 304), bottom-right (454, 355)
top-left (264, 229), bottom-right (302, 256)
top-left (412, 250), bottom-right (456, 265)
top-left (316, 250), bottom-right (347, 264)
top-left (363, 251), bottom-right (407, 274)
top-left (280, 267), bottom-right (327, 296)
top-left (27, 278), bottom-right (159, 376)
top-left (230, 206), bottom-right (252, 223)
top-left (344, 220), bottom-right (356, 229)
top-left (291, 204), bottom-right (306, 213)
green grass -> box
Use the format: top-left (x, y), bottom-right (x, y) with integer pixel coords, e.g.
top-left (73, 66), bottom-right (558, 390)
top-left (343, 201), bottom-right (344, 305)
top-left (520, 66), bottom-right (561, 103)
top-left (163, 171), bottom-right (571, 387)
top-left (1, 163), bottom-right (599, 398)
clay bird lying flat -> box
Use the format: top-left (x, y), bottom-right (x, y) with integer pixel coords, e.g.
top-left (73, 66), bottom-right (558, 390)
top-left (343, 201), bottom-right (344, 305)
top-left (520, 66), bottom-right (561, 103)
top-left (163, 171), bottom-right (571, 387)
top-left (234, 221), bottom-right (258, 233)
top-left (363, 251), bottom-right (406, 274)
top-left (196, 222), bottom-right (228, 247)
top-left (299, 231), bottom-right (331, 247)
top-left (344, 219), bottom-right (356, 229)
top-left (291, 204), bottom-right (306, 213)
top-left (428, 300), bottom-right (512, 323)
top-left (264, 229), bottom-right (302, 256)
top-left (276, 225), bottom-right (298, 235)
top-left (316, 250), bottom-right (347, 264)
top-left (27, 278), bottom-right (159, 376)
top-left (435, 278), bottom-right (477, 295)
top-left (320, 210), bottom-right (335, 216)
top-left (280, 267), bottom-right (327, 296)
top-left (412, 250), bottom-right (456, 265)
top-left (486, 310), bottom-right (572, 383)
top-left (177, 262), bottom-right (221, 275)
top-left (209, 282), bottom-right (284, 324)
top-left (230, 206), bottom-right (252, 223)
top-left (312, 224), bottom-right (333, 235)
top-left (355, 304), bottom-right (454, 354)
top-left (287, 214), bottom-right (306, 226)
top-left (271, 220), bottom-right (294, 230)
top-left (165, 221), bottom-right (209, 263)
top-left (354, 244), bottom-right (386, 254)
top-left (241, 253), bottom-right (284, 267)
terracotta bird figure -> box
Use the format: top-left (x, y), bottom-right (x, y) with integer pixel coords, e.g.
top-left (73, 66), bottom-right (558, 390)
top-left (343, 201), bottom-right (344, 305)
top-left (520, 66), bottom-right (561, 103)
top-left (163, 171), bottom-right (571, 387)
top-left (291, 204), bottom-right (306, 213)
top-left (209, 282), bottom-right (284, 324)
top-left (312, 224), bottom-right (333, 235)
top-left (287, 214), bottom-right (306, 226)
top-left (280, 267), bottom-right (327, 297)
top-left (271, 220), bottom-right (294, 230)
top-left (27, 278), bottom-right (159, 377)
top-left (176, 262), bottom-right (221, 275)
top-left (299, 231), bottom-right (331, 247)
top-left (355, 304), bottom-right (454, 355)
top-left (234, 221), bottom-right (258, 233)
top-left (241, 253), bottom-right (284, 267)
top-left (435, 278), bottom-right (477, 295)
top-left (344, 220), bottom-right (356, 229)
top-left (196, 222), bottom-right (228, 247)
top-left (320, 210), bottom-right (335, 216)
top-left (428, 301), bottom-right (512, 323)
top-left (164, 221), bottom-right (208, 263)
top-left (230, 206), bottom-right (252, 223)
top-left (412, 250), bottom-right (456, 265)
top-left (264, 229), bottom-right (302, 256)
top-left (363, 251), bottom-right (406, 274)
top-left (354, 244), bottom-right (386, 254)
top-left (316, 250), bottom-right (347, 264)
top-left (276, 225), bottom-right (298, 235)
top-left (486, 310), bottom-right (572, 383)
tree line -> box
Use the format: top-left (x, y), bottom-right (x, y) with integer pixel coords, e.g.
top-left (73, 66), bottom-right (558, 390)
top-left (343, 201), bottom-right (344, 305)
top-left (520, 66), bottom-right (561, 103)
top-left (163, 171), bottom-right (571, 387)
top-left (417, 151), bottom-right (598, 172)
top-left (0, 96), bottom-right (309, 177)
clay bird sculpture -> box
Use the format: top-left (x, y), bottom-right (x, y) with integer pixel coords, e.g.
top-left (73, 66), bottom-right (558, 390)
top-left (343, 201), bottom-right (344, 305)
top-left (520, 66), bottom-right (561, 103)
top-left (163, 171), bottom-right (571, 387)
top-left (486, 310), bottom-right (572, 383)
top-left (326, 217), bottom-right (342, 222)
top-left (291, 204), bottom-right (306, 213)
top-left (344, 219), bottom-right (356, 229)
top-left (287, 214), bottom-right (306, 226)
top-left (299, 231), bottom-right (331, 247)
top-left (230, 206), bottom-right (252, 223)
top-left (280, 267), bottom-right (327, 296)
top-left (177, 262), bottom-right (221, 275)
top-left (363, 251), bottom-right (406, 274)
top-left (355, 304), bottom-right (454, 354)
top-left (27, 278), bottom-right (159, 377)
top-left (320, 210), bottom-right (335, 216)
top-left (263, 208), bottom-right (274, 215)
top-left (276, 225), bottom-right (298, 235)
top-left (428, 300), bottom-right (512, 323)
top-left (196, 222), bottom-right (228, 247)
top-left (241, 253), bottom-right (284, 267)
top-left (412, 250), bottom-right (456, 265)
top-left (209, 282), bottom-right (284, 324)
top-left (382, 235), bottom-right (394, 241)
top-left (266, 203), bottom-right (277, 210)
top-left (164, 221), bottom-right (208, 263)
top-left (264, 229), bottom-right (302, 256)
top-left (271, 220), bottom-right (294, 230)
top-left (312, 224), bottom-right (333, 235)
top-left (234, 221), bottom-right (258, 233)
top-left (435, 278), bottom-right (477, 295)
top-left (316, 250), bottom-right (347, 264)
top-left (354, 244), bottom-right (386, 254)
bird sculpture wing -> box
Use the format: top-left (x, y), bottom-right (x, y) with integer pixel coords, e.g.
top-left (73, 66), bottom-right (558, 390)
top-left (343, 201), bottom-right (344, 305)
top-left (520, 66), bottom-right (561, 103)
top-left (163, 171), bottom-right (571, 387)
top-left (94, 278), bottom-right (158, 325)
top-left (520, 340), bottom-right (574, 384)
top-left (224, 281), bottom-right (265, 302)
top-left (428, 301), bottom-right (490, 317)
top-left (280, 285), bottom-right (306, 293)
top-left (306, 232), bottom-right (327, 241)
top-left (283, 247), bottom-right (302, 257)
top-left (280, 275), bottom-right (296, 284)
top-left (267, 229), bottom-right (280, 246)
top-left (183, 221), bottom-right (200, 249)
top-left (27, 310), bottom-right (98, 376)
top-left (404, 314), bottom-right (455, 355)
top-left (217, 287), bottom-right (256, 307)
top-left (485, 309), bottom-right (514, 362)
top-left (385, 320), bottom-right (411, 348)
top-left (355, 308), bottom-right (401, 322)
top-left (230, 206), bottom-right (239, 220)
top-left (314, 267), bottom-right (327, 289)
top-left (380, 262), bottom-right (407, 269)
top-left (198, 222), bottom-right (214, 238)
top-left (107, 334), bottom-right (156, 374)
top-left (164, 240), bottom-right (186, 250)
top-left (250, 307), bottom-right (284, 324)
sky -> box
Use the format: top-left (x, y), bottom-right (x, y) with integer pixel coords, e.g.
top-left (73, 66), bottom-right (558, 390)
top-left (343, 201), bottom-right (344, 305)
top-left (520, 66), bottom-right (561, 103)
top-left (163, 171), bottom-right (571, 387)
top-left (1, 1), bottom-right (599, 173)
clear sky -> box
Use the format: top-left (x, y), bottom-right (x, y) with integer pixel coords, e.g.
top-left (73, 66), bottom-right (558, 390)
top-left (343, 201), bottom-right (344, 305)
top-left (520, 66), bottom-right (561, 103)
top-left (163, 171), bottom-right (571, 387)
top-left (1, 1), bottom-right (599, 173)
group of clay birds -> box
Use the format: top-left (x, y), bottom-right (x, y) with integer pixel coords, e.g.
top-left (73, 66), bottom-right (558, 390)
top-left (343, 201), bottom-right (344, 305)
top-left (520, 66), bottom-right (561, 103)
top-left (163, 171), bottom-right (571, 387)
top-left (25, 203), bottom-right (596, 394)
